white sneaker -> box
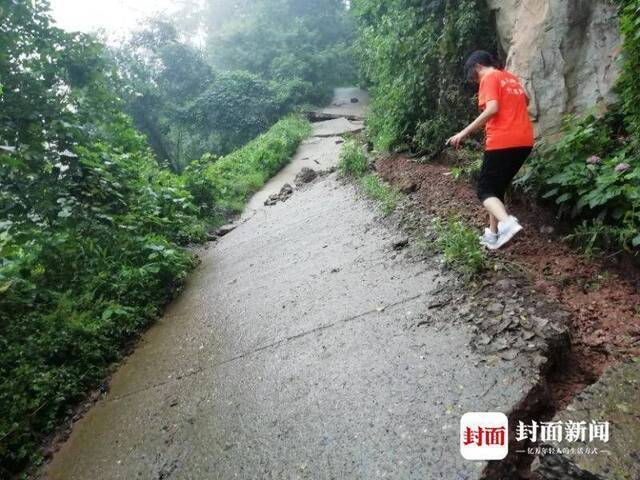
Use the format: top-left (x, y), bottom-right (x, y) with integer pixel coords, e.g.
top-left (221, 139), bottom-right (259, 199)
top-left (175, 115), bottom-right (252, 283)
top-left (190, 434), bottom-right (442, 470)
top-left (479, 228), bottom-right (498, 248)
top-left (490, 216), bottom-right (523, 250)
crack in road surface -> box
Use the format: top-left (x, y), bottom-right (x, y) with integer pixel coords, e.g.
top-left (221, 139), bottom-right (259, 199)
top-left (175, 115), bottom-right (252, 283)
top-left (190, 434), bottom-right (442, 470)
top-left (106, 293), bottom-right (425, 404)
top-left (46, 88), bottom-right (541, 480)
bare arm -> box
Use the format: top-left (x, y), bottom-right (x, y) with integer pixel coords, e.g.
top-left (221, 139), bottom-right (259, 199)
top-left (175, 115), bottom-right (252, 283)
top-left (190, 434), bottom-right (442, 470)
top-left (446, 100), bottom-right (499, 148)
top-left (462, 100), bottom-right (499, 136)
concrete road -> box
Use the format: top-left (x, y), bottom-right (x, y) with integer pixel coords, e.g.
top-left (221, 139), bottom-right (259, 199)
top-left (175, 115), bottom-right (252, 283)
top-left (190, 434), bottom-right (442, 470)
top-left (317, 87), bottom-right (369, 120)
top-left (46, 89), bottom-right (531, 480)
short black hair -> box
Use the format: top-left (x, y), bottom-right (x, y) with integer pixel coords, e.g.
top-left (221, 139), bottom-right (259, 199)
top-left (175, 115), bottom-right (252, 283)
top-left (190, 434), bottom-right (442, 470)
top-left (464, 50), bottom-right (501, 83)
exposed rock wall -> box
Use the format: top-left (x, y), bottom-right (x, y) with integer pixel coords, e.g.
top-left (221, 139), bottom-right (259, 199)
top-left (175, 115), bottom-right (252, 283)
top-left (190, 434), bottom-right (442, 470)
top-left (487, 0), bottom-right (622, 137)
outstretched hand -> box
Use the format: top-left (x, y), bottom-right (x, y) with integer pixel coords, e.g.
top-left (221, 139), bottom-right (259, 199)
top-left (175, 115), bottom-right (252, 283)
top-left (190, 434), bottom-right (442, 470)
top-left (446, 132), bottom-right (466, 148)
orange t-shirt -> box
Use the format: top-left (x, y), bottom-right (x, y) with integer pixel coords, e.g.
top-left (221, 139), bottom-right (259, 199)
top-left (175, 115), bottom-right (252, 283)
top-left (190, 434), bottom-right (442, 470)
top-left (478, 69), bottom-right (534, 151)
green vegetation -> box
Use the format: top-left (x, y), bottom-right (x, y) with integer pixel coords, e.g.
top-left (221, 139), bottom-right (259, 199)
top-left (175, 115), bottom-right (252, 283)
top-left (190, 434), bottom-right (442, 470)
top-left (6, 0), bottom-right (636, 474)
top-left (360, 174), bottom-right (401, 215)
top-left (0, 4), bottom-right (202, 473)
top-left (432, 217), bottom-right (488, 277)
top-left (337, 138), bottom-right (484, 271)
top-left (0, 3), bottom-right (313, 474)
top-left (351, 0), bottom-right (639, 255)
top-left (449, 149), bottom-right (483, 181)
top-left (184, 116), bottom-right (311, 216)
top-left (618, 0), bottom-right (640, 143)
top-left (515, 0), bottom-right (640, 253)
top-left (114, 0), bottom-right (355, 171)
top-left (337, 140), bottom-right (399, 214)
top-left (515, 112), bottom-right (640, 252)
top-left (205, 0), bottom-right (356, 104)
top-left (111, 20), bottom-right (216, 171)
top-left (351, 0), bottom-right (496, 155)
top-left (338, 139), bottom-right (369, 177)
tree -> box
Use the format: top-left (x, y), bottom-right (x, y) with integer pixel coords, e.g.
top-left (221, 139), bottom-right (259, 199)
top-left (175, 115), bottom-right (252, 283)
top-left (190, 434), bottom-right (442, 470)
top-left (0, 2), bottom-right (204, 473)
top-left (111, 20), bottom-right (214, 170)
top-left (351, 0), bottom-right (497, 154)
top-left (112, 0), bottom-right (357, 169)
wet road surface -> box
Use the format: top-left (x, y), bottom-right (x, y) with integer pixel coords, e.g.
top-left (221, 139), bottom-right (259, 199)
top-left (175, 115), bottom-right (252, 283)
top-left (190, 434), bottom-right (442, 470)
top-left (46, 89), bottom-right (532, 480)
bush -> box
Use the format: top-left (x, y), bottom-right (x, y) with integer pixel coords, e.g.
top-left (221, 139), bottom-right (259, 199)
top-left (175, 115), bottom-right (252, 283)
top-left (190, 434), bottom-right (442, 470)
top-left (208, 0), bottom-right (357, 107)
top-left (183, 115), bottom-right (311, 216)
top-left (516, 111), bottom-right (640, 251)
top-left (338, 139), bottom-right (369, 177)
top-left (183, 70), bottom-right (282, 154)
top-left (113, 0), bottom-right (357, 171)
top-left (0, 113), bottom-right (310, 475)
top-left (432, 217), bottom-right (487, 277)
top-left (0, 4), bottom-right (310, 472)
top-left (352, 0), bottom-right (497, 155)
top-left (449, 148), bottom-right (483, 181)
top-left (618, 0), bottom-right (640, 142)
top-left (0, 126), bottom-right (204, 473)
top-left (514, 1), bottom-right (640, 253)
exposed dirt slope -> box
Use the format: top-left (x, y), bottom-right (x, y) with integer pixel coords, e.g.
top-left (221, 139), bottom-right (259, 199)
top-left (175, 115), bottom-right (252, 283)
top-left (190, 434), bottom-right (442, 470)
top-left (376, 154), bottom-right (640, 408)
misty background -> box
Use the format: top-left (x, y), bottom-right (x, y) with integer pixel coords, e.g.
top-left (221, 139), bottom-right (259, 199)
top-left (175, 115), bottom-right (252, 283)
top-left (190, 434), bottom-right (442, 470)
top-left (51, 0), bottom-right (357, 171)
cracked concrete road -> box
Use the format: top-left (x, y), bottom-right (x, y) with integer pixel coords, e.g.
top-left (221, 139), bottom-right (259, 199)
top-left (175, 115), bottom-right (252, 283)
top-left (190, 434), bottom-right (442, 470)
top-left (46, 89), bottom-right (532, 480)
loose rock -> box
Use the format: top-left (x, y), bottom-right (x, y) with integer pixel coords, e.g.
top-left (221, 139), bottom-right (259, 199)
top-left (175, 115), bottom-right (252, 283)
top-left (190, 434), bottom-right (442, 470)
top-left (264, 183), bottom-right (294, 206)
top-left (500, 349), bottom-right (518, 361)
top-left (391, 237), bottom-right (409, 250)
top-left (486, 302), bottom-right (505, 315)
top-left (495, 278), bottom-right (518, 291)
top-left (533, 359), bottom-right (640, 480)
top-left (295, 167), bottom-right (318, 186)
top-left (397, 178), bottom-right (420, 194)
top-left (216, 224), bottom-right (237, 237)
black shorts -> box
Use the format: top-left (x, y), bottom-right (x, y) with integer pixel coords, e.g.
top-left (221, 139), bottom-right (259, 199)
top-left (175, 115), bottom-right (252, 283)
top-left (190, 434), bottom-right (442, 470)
top-left (477, 147), bottom-right (532, 202)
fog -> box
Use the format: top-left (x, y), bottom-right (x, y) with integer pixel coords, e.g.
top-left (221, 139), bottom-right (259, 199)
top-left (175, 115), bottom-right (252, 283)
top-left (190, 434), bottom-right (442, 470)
top-left (50, 0), bottom-right (181, 34)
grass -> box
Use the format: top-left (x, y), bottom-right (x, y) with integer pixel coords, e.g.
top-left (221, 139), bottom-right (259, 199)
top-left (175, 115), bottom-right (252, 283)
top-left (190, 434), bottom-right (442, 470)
top-left (337, 139), bottom-right (400, 215)
top-left (563, 220), bottom-right (639, 258)
top-left (360, 174), bottom-right (400, 215)
top-left (337, 139), bottom-right (488, 283)
top-left (432, 216), bottom-right (488, 278)
top-left (338, 138), bottom-right (369, 177)
top-left (338, 140), bottom-right (486, 277)
top-left (449, 148), bottom-right (483, 181)
top-left (184, 115), bottom-right (312, 217)
top-left (450, 157), bottom-right (482, 181)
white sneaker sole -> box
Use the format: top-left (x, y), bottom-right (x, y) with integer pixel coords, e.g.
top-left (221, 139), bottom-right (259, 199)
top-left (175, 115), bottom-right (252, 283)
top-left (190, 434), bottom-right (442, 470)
top-left (487, 224), bottom-right (523, 250)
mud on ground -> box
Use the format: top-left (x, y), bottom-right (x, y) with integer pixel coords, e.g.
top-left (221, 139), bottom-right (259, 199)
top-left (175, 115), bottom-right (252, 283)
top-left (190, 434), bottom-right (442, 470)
top-left (376, 154), bottom-right (640, 404)
top-left (368, 153), bottom-right (640, 479)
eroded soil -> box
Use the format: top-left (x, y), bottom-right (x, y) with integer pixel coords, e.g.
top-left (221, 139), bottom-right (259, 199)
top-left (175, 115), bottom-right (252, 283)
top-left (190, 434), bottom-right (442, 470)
top-left (376, 153), bottom-right (640, 409)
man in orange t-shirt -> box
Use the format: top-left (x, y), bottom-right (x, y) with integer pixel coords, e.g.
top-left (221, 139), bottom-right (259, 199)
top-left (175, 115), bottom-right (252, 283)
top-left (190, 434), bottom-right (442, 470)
top-left (446, 50), bottom-right (534, 250)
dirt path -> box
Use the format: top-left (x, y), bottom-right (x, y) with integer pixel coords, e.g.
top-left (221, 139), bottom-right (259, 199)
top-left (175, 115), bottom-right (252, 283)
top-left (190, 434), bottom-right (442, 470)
top-left (46, 90), bottom-right (546, 480)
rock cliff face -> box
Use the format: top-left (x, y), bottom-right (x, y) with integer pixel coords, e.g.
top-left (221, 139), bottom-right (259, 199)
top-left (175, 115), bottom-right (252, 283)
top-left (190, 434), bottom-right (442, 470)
top-left (487, 0), bottom-right (622, 137)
